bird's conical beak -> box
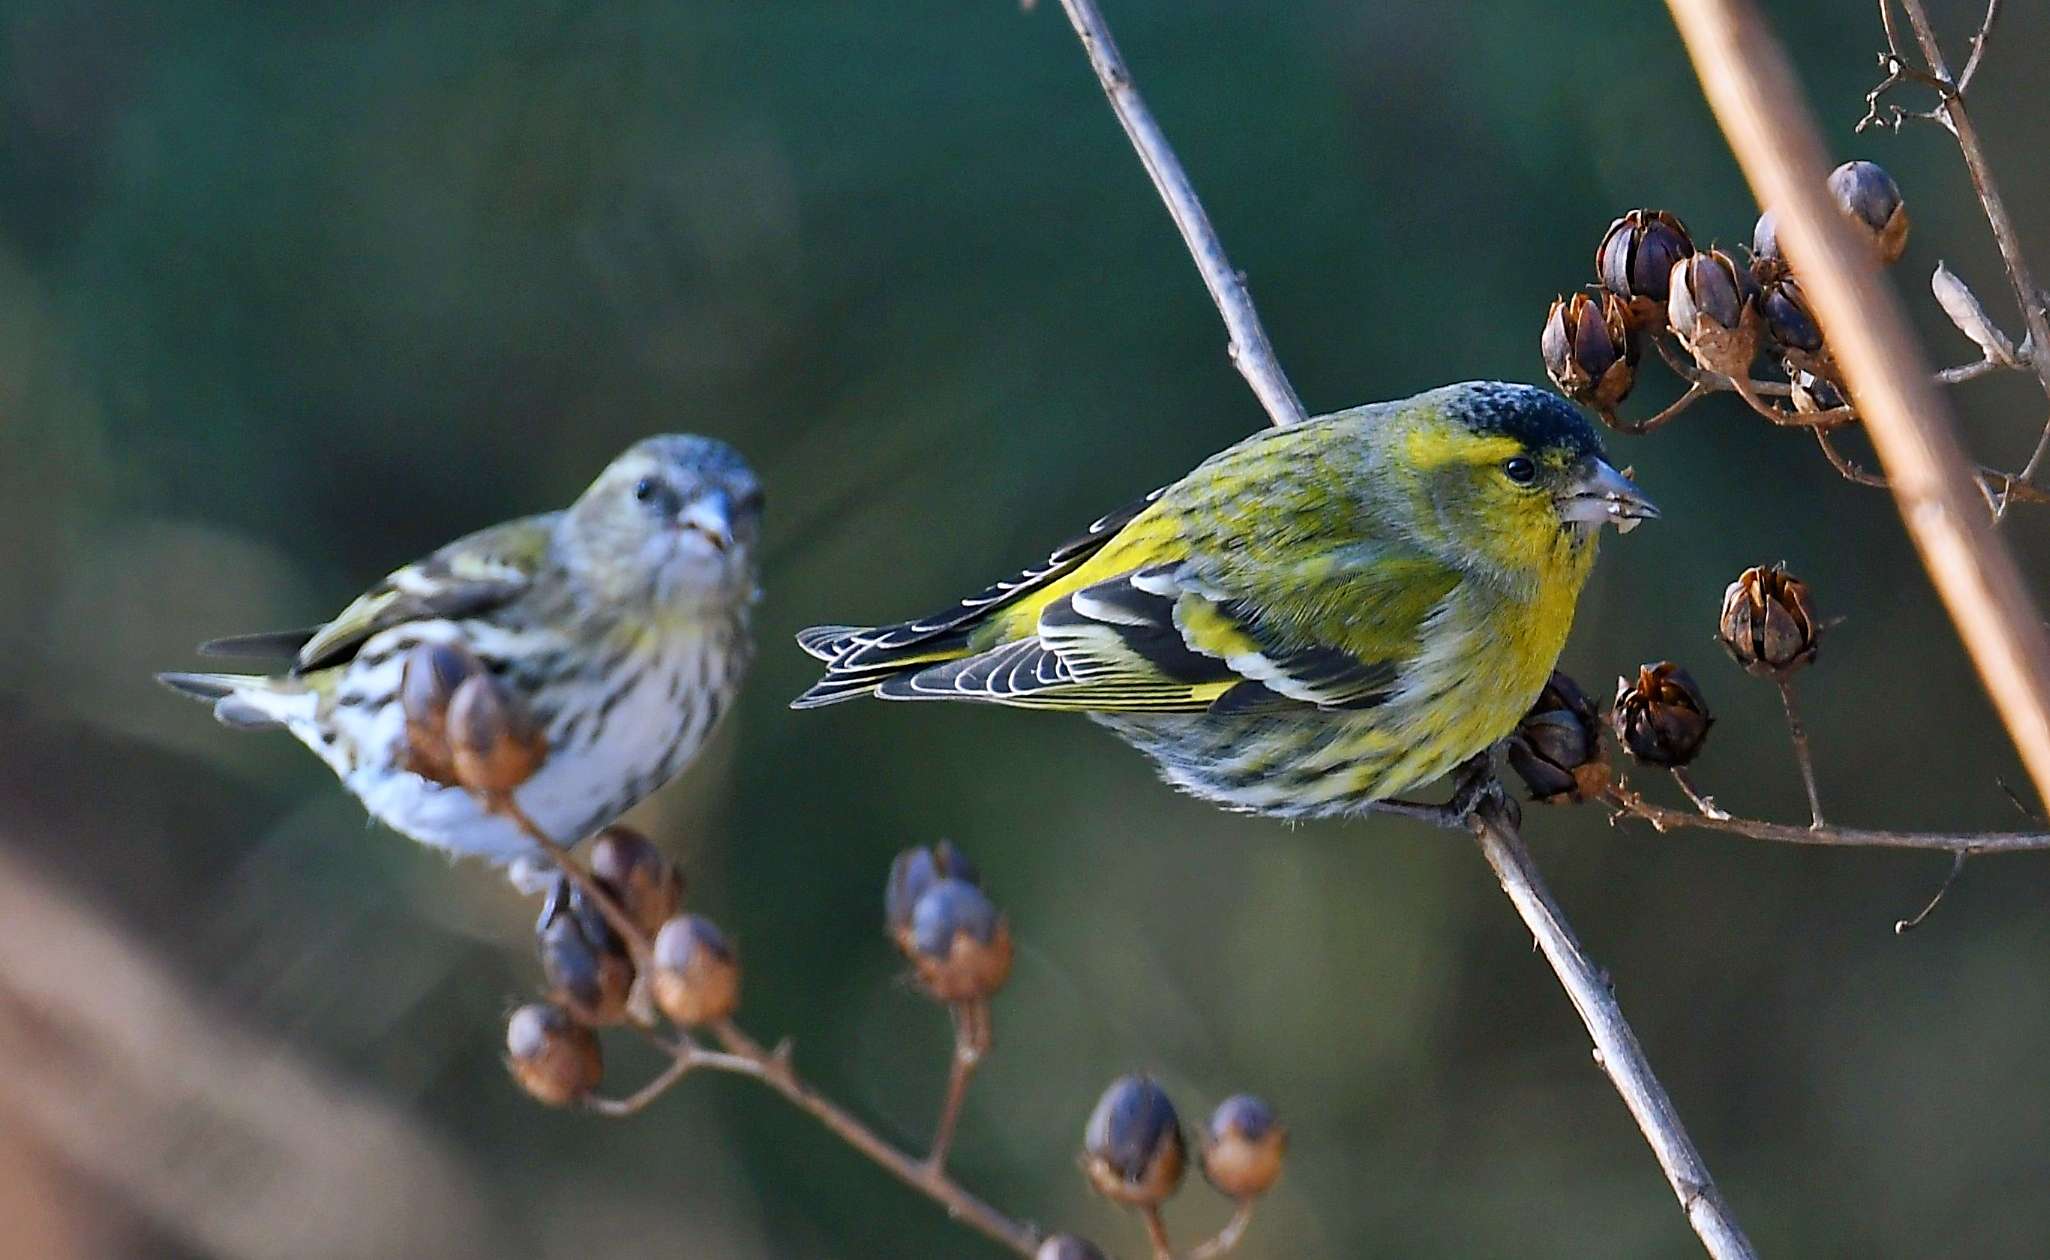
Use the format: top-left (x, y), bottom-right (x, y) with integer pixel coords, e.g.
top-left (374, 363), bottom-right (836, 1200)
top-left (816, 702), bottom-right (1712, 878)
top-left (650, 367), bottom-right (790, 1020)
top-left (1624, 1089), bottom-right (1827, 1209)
top-left (1558, 459), bottom-right (1660, 533)
top-left (680, 492), bottom-right (736, 552)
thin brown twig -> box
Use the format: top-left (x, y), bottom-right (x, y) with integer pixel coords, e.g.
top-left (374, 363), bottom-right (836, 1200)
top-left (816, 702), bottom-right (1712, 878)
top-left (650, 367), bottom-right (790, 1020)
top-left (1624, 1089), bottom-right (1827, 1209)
top-left (1883, 0), bottom-right (2050, 481)
top-left (1470, 802), bottom-right (1758, 1259)
top-left (1183, 1203), bottom-right (1257, 1260)
top-left (662, 1019), bottom-right (1046, 1256)
top-left (1812, 428), bottom-right (1891, 487)
top-left (496, 796), bottom-right (651, 964)
top-left (1602, 382), bottom-right (1711, 435)
top-left (1605, 784), bottom-right (2050, 853)
top-left (1139, 1205), bottom-right (1175, 1260)
top-left (1894, 850), bottom-right (1971, 933)
top-left (1052, 0), bottom-right (1307, 428)
top-left (1777, 680), bottom-right (1827, 828)
top-left (926, 999), bottom-right (989, 1173)
top-left (1956, 0), bottom-right (2001, 93)
top-left (1670, 767), bottom-right (1731, 819)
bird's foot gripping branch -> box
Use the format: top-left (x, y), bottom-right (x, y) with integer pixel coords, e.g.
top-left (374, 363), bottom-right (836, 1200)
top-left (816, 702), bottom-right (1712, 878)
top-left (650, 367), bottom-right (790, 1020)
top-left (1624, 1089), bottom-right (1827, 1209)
top-left (398, 639), bottom-right (1284, 1260)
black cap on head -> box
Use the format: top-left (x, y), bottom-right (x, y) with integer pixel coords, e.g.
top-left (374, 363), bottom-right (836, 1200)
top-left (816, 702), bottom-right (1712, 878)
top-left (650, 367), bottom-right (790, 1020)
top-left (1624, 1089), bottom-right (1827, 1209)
top-left (1441, 381), bottom-right (1605, 461)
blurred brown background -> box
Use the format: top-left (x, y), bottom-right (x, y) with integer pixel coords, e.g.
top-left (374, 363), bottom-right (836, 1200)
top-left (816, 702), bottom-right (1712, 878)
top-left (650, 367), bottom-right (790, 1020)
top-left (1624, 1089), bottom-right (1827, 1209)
top-left (5, 1), bottom-right (2050, 1256)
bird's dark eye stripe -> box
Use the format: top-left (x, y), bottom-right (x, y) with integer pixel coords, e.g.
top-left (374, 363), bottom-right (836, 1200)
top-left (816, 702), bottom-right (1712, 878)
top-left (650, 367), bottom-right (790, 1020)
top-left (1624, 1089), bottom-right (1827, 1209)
top-left (1504, 456), bottom-right (1537, 485)
top-left (738, 487), bottom-right (766, 511)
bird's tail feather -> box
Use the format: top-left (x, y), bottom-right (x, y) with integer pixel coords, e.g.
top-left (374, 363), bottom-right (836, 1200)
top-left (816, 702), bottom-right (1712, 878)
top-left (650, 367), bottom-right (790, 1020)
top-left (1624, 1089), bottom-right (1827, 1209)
top-left (156, 671), bottom-right (309, 731)
top-left (198, 626), bottom-right (321, 660)
top-left (790, 622), bottom-right (978, 709)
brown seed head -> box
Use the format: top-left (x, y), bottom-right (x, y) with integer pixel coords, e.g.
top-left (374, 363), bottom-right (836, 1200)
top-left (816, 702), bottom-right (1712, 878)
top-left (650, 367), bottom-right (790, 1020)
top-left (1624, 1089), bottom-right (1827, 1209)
top-left (1541, 292), bottom-right (1638, 410)
top-left (537, 894), bottom-right (636, 1026)
top-left (505, 1002), bottom-right (602, 1107)
top-left (588, 826), bottom-right (685, 938)
top-left (1668, 249), bottom-right (1761, 379)
top-left (1718, 565), bottom-right (1821, 681)
top-left (1828, 160), bottom-right (1909, 265)
top-left (909, 878), bottom-right (1013, 1003)
top-left (1083, 1075), bottom-right (1186, 1207)
top-left (1596, 208), bottom-right (1695, 329)
top-left (1201, 1094), bottom-right (1288, 1200)
top-left (1506, 671), bottom-right (1609, 804)
top-left (1612, 663), bottom-right (1714, 768)
top-left (446, 672), bottom-right (547, 794)
top-left (399, 641), bottom-right (486, 785)
top-left (650, 914), bottom-right (740, 1027)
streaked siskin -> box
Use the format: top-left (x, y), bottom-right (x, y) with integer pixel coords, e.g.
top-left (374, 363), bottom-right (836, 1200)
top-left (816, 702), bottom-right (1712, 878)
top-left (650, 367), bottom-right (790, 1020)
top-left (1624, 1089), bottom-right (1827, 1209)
top-left (161, 435), bottom-right (764, 866)
top-left (794, 382), bottom-right (1655, 816)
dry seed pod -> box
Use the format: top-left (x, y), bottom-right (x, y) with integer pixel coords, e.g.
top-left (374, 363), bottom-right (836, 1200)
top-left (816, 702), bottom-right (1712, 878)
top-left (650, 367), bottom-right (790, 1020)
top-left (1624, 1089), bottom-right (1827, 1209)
top-left (1717, 565), bottom-right (1821, 681)
top-left (1596, 209), bottom-right (1695, 329)
top-left (1506, 671), bottom-right (1608, 804)
top-left (1788, 364), bottom-right (1849, 416)
top-left (650, 914), bottom-right (740, 1026)
top-left (505, 1002), bottom-right (602, 1106)
top-left (1612, 663), bottom-right (1714, 768)
top-left (1668, 249), bottom-right (1761, 380)
top-left (537, 896), bottom-right (635, 1026)
top-left (1083, 1075), bottom-right (1186, 1207)
top-left (1541, 292), bottom-right (1638, 409)
top-left (1759, 276), bottom-right (1833, 380)
top-left (588, 825), bottom-right (685, 938)
top-left (909, 878), bottom-right (1014, 1003)
top-left (447, 672), bottom-right (547, 793)
top-left (1828, 160), bottom-right (1909, 265)
top-left (399, 641), bottom-right (486, 784)
top-left (1750, 209), bottom-right (1788, 284)
top-left (1201, 1094), bottom-right (1288, 1199)
top-left (885, 840), bottom-right (979, 955)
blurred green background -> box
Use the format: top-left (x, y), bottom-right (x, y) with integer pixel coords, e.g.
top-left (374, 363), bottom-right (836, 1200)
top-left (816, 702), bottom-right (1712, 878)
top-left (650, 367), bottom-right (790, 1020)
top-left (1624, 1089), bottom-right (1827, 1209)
top-left (6, 1), bottom-right (2050, 1256)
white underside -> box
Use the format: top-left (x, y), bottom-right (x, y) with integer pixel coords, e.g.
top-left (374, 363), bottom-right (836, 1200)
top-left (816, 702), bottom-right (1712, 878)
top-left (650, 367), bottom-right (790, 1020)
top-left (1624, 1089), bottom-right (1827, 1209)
top-left (288, 618), bottom-right (734, 866)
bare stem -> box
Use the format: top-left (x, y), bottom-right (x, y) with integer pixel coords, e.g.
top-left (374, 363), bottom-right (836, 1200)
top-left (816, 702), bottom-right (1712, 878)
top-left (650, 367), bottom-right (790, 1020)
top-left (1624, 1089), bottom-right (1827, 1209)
top-left (926, 999), bottom-right (990, 1173)
top-left (1666, 0), bottom-right (2050, 813)
top-left (583, 1052), bottom-right (693, 1118)
top-left (1470, 801), bottom-right (1758, 1260)
top-left (1777, 680), bottom-right (1827, 828)
top-left (1052, 0), bottom-right (1306, 428)
top-left (495, 796), bottom-right (651, 964)
top-left (1887, 0), bottom-right (2050, 478)
top-left (1670, 767), bottom-right (1731, 820)
top-left (1895, 850), bottom-right (1971, 933)
top-left (1139, 1205), bottom-right (1175, 1260)
top-left (1606, 784), bottom-right (2050, 853)
top-left (673, 1019), bottom-right (1045, 1256)
top-left (1603, 381), bottom-right (1711, 435)
top-left (1183, 1202), bottom-right (1257, 1260)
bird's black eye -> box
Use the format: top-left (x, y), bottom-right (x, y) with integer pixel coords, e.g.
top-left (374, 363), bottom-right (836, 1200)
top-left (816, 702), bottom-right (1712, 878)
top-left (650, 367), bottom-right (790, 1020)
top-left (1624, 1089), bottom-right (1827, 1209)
top-left (1503, 456), bottom-right (1538, 486)
top-left (634, 477), bottom-right (659, 503)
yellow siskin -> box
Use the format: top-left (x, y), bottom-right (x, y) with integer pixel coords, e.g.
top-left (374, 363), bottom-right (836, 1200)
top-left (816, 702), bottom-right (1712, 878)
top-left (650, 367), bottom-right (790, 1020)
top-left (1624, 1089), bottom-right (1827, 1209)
top-left (161, 436), bottom-right (763, 865)
top-left (794, 382), bottom-right (1655, 816)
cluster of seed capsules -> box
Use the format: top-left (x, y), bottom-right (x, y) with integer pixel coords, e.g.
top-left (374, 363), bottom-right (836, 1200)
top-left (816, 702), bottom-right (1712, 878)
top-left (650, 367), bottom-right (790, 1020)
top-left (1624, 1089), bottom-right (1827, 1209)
top-left (1035, 1079), bottom-right (1288, 1260)
top-left (388, 637), bottom-right (732, 1104)
top-left (395, 638), bottom-right (1288, 1250)
top-left (1508, 564), bottom-right (1823, 802)
top-left (1542, 160), bottom-right (1909, 422)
